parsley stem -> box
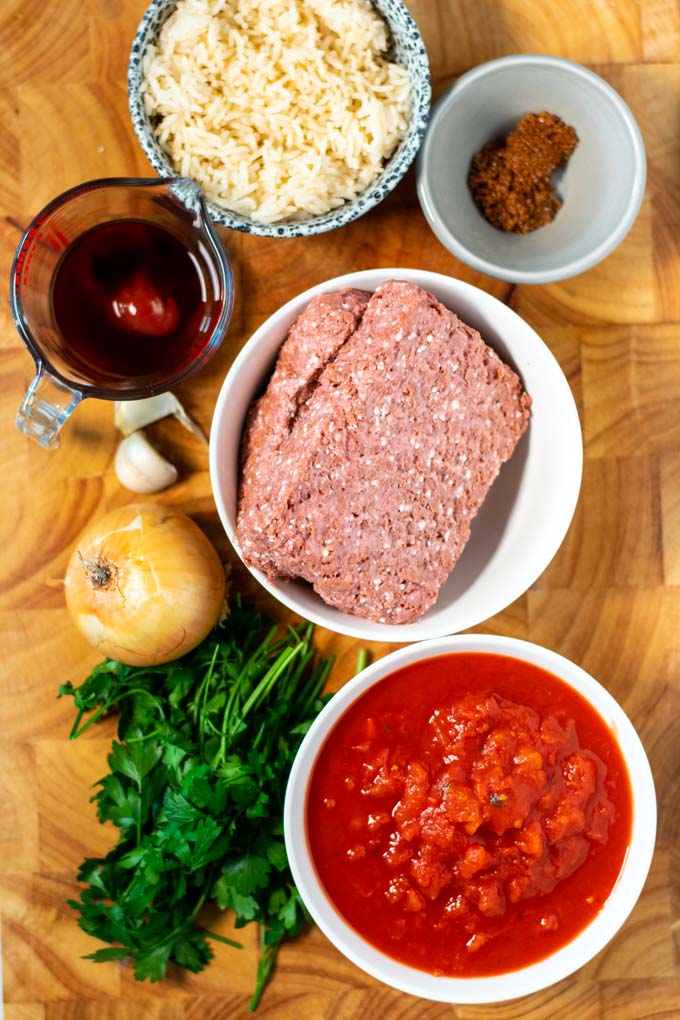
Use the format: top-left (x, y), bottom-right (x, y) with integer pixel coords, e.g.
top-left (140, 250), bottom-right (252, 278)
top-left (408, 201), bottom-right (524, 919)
top-left (249, 930), bottom-right (279, 1013)
top-left (70, 687), bottom-right (167, 740)
top-left (216, 651), bottom-right (251, 763)
top-left (204, 930), bottom-right (242, 950)
top-left (355, 648), bottom-right (368, 675)
top-left (126, 727), bottom-right (164, 743)
top-left (69, 700), bottom-right (110, 739)
top-left (296, 657), bottom-right (334, 719)
top-left (240, 645), bottom-right (302, 720)
top-left (193, 642), bottom-right (219, 737)
top-left (217, 641), bottom-right (305, 765)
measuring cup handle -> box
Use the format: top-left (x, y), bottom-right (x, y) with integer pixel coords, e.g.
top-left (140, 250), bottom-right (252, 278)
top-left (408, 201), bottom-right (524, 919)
top-left (16, 363), bottom-right (83, 449)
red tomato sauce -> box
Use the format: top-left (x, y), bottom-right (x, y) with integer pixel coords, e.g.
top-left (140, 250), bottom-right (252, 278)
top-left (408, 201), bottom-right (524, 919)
top-left (306, 653), bottom-right (633, 976)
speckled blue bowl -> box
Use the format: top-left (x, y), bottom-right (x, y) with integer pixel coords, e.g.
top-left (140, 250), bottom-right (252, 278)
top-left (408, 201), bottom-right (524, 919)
top-left (128, 0), bottom-right (431, 237)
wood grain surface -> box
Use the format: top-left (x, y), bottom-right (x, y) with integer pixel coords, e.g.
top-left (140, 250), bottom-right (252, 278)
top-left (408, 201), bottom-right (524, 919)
top-left (1, 1), bottom-right (679, 1018)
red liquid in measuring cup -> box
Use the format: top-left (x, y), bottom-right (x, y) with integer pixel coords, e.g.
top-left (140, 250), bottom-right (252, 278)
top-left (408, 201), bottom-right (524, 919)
top-left (51, 220), bottom-right (218, 382)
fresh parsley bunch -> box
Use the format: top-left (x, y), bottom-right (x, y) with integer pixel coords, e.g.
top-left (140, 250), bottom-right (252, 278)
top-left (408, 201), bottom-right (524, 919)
top-left (59, 596), bottom-right (333, 1010)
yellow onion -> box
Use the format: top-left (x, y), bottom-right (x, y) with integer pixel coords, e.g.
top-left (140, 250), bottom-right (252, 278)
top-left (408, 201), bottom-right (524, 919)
top-left (64, 503), bottom-right (227, 666)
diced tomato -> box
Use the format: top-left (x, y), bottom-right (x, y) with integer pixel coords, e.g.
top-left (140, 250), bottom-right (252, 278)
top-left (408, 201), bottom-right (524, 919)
top-left (563, 752), bottom-right (598, 803)
top-left (360, 747), bottom-right (402, 798)
top-left (393, 762), bottom-right (429, 823)
top-left (441, 784), bottom-right (483, 833)
top-left (587, 799), bottom-right (616, 843)
top-left (539, 913), bottom-right (559, 932)
top-left (385, 875), bottom-right (410, 905)
top-left (444, 894), bottom-right (470, 918)
top-left (469, 880), bottom-right (506, 918)
top-left (410, 845), bottom-right (453, 900)
top-left (417, 806), bottom-right (459, 849)
top-left (515, 820), bottom-right (546, 858)
top-left (552, 835), bottom-right (588, 879)
top-left (458, 844), bottom-right (495, 879)
top-left (514, 746), bottom-right (544, 770)
top-left (545, 798), bottom-right (586, 843)
top-left (466, 932), bottom-right (490, 953)
top-left (404, 887), bottom-right (425, 912)
top-left (383, 832), bottom-right (413, 869)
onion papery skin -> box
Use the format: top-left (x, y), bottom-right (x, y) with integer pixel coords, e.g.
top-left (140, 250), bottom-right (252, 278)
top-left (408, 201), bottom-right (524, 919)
top-left (64, 503), bottom-right (227, 666)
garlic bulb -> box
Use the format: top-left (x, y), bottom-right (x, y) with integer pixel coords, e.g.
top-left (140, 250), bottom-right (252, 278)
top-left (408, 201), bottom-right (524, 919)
top-left (114, 432), bottom-right (178, 493)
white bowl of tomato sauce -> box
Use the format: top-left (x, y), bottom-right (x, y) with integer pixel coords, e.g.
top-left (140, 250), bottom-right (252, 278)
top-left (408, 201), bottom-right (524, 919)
top-left (284, 635), bottom-right (656, 1003)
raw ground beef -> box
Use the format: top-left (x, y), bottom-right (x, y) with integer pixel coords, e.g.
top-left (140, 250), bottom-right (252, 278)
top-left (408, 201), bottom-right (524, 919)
top-left (235, 280), bottom-right (531, 624)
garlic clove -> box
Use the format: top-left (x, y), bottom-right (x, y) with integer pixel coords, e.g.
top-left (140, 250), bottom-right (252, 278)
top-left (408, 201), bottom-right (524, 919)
top-left (114, 393), bottom-right (207, 443)
top-left (114, 431), bottom-right (179, 493)
top-left (114, 394), bottom-right (177, 434)
top-left (169, 399), bottom-right (208, 445)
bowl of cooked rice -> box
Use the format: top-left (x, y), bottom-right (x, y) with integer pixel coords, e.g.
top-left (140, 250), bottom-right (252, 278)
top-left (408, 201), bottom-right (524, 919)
top-left (128, 0), bottom-right (431, 236)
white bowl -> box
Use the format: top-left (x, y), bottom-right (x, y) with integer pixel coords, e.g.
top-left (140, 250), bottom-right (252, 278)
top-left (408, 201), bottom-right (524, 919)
top-left (209, 269), bottom-right (582, 640)
top-left (284, 634), bottom-right (657, 1003)
top-left (416, 55), bottom-right (646, 283)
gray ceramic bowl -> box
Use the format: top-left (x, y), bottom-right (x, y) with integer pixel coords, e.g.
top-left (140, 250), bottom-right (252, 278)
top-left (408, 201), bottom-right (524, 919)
top-left (416, 55), bottom-right (646, 283)
top-left (129, 0), bottom-right (430, 237)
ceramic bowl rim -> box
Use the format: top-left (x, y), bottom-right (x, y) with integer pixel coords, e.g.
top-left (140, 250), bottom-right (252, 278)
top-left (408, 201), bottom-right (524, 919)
top-left (283, 634), bottom-right (657, 1003)
top-left (416, 53), bottom-right (647, 284)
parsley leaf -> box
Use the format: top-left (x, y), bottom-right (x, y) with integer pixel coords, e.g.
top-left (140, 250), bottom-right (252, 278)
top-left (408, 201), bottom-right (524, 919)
top-left (220, 853), bottom-right (272, 896)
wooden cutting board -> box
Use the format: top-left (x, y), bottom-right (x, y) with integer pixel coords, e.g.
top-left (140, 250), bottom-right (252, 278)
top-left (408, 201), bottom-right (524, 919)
top-left (1, 1), bottom-right (679, 1018)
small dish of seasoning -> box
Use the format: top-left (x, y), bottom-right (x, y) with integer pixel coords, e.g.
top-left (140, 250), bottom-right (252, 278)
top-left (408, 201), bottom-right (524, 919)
top-left (416, 55), bottom-right (646, 284)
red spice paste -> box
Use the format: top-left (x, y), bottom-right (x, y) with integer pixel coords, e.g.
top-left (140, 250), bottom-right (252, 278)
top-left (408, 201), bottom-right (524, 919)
top-left (468, 112), bottom-right (578, 233)
top-left (307, 653), bottom-right (632, 976)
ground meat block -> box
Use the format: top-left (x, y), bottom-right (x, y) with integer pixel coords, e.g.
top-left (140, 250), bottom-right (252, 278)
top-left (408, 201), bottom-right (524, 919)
top-left (235, 280), bottom-right (531, 624)
top-left (238, 288), bottom-right (370, 577)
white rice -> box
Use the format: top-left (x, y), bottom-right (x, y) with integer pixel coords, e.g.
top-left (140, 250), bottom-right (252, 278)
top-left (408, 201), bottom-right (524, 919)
top-left (141, 0), bottom-right (412, 224)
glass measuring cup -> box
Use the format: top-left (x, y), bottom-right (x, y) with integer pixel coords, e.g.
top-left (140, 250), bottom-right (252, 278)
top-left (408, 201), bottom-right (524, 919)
top-left (11, 177), bottom-right (234, 448)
